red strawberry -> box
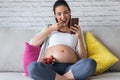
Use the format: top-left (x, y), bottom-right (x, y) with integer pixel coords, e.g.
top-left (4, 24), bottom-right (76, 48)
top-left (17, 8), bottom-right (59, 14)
top-left (41, 55), bottom-right (55, 65)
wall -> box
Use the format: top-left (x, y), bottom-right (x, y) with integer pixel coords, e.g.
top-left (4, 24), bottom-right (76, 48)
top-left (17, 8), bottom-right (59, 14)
top-left (0, 0), bottom-right (120, 30)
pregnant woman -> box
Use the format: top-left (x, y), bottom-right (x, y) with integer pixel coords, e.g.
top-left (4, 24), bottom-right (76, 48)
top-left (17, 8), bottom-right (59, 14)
top-left (27, 0), bottom-right (96, 80)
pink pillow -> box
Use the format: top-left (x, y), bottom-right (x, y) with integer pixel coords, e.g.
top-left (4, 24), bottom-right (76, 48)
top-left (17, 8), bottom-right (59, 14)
top-left (23, 42), bottom-right (41, 76)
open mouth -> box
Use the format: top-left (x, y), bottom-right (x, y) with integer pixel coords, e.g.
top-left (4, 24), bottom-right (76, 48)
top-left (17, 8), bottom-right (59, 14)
top-left (62, 21), bottom-right (66, 24)
top-left (61, 19), bottom-right (67, 24)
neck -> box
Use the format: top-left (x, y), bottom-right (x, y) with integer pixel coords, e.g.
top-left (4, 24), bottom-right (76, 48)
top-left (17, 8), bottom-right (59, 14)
top-left (58, 26), bottom-right (70, 33)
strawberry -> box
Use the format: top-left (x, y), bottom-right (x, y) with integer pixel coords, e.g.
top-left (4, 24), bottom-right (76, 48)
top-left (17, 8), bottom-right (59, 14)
top-left (41, 55), bottom-right (55, 65)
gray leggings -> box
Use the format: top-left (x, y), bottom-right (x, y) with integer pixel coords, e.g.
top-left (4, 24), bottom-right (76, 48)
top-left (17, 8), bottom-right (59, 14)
top-left (28, 58), bottom-right (96, 80)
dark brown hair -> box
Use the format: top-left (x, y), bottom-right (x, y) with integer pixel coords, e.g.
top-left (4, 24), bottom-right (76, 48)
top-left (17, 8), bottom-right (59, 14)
top-left (53, 0), bottom-right (71, 14)
top-left (53, 0), bottom-right (71, 25)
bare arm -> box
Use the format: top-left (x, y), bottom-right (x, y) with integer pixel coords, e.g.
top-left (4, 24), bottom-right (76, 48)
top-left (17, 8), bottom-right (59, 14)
top-left (77, 33), bottom-right (87, 59)
top-left (30, 27), bottom-right (53, 47)
top-left (30, 23), bottom-right (62, 47)
top-left (70, 24), bottom-right (87, 59)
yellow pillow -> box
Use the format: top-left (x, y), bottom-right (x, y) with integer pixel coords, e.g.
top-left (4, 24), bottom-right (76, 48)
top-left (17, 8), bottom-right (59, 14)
top-left (85, 31), bottom-right (119, 75)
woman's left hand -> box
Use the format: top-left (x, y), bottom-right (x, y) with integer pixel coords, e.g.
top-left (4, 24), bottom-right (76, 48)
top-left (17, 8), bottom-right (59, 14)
top-left (41, 56), bottom-right (55, 65)
top-left (70, 24), bottom-right (82, 38)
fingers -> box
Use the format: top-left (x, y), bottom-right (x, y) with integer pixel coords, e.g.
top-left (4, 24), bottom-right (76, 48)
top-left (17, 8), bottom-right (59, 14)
top-left (41, 56), bottom-right (55, 65)
top-left (58, 22), bottom-right (64, 28)
top-left (70, 27), bottom-right (77, 34)
top-left (50, 23), bottom-right (62, 31)
top-left (70, 24), bottom-right (81, 34)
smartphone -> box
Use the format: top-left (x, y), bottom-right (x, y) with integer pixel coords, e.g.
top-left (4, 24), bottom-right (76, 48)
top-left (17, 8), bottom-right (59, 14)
top-left (70, 18), bottom-right (79, 27)
top-left (70, 18), bottom-right (79, 34)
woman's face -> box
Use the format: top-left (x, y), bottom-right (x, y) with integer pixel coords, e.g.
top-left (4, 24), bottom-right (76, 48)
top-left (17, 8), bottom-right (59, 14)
top-left (55, 5), bottom-right (71, 27)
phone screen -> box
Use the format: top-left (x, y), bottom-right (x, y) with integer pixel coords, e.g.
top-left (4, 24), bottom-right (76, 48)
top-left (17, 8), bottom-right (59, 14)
top-left (70, 18), bottom-right (79, 27)
top-left (70, 18), bottom-right (79, 34)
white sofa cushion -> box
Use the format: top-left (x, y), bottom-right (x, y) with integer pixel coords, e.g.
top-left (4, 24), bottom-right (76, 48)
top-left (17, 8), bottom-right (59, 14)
top-left (0, 72), bottom-right (32, 80)
top-left (90, 72), bottom-right (120, 80)
top-left (0, 28), bottom-right (39, 72)
top-left (0, 28), bottom-right (120, 72)
top-left (0, 72), bottom-right (119, 80)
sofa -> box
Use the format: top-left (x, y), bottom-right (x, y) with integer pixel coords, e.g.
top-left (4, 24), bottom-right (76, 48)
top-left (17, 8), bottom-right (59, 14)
top-left (0, 27), bottom-right (120, 80)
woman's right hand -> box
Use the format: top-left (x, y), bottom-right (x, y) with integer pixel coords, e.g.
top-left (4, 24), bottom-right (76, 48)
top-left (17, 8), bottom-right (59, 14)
top-left (49, 22), bottom-right (63, 32)
top-left (29, 22), bottom-right (63, 47)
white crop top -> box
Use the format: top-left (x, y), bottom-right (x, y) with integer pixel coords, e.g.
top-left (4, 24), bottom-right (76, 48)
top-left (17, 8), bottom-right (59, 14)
top-left (47, 31), bottom-right (78, 51)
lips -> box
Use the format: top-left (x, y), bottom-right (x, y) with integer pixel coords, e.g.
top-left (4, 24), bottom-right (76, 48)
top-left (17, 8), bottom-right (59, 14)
top-left (59, 18), bottom-right (68, 25)
top-left (62, 20), bottom-right (67, 24)
top-left (62, 21), bottom-right (66, 23)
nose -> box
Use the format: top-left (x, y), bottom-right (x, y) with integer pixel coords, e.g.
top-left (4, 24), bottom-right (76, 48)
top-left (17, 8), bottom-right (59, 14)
top-left (61, 13), bottom-right (65, 20)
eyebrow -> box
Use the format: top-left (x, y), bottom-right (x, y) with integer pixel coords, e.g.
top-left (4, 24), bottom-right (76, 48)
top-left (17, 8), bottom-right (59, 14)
top-left (55, 10), bottom-right (69, 14)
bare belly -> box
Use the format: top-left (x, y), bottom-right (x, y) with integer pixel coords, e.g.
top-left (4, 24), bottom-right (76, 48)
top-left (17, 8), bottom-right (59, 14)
top-left (44, 44), bottom-right (78, 63)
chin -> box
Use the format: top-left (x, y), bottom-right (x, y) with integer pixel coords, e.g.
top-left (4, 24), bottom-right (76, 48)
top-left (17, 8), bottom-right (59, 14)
top-left (64, 22), bottom-right (69, 26)
top-left (63, 24), bottom-right (67, 26)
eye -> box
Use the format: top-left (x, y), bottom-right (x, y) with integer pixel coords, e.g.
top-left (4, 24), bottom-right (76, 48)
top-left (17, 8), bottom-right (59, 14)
top-left (55, 10), bottom-right (70, 16)
top-left (58, 13), bottom-right (61, 16)
top-left (64, 11), bottom-right (69, 14)
top-left (56, 12), bottom-right (61, 16)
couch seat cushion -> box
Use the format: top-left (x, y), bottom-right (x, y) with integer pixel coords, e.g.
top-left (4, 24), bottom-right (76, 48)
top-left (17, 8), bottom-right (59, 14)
top-left (90, 72), bottom-right (120, 80)
top-left (0, 72), bottom-right (32, 80)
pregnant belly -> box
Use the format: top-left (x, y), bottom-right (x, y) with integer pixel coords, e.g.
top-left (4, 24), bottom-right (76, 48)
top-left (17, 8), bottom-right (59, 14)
top-left (44, 44), bottom-right (78, 63)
